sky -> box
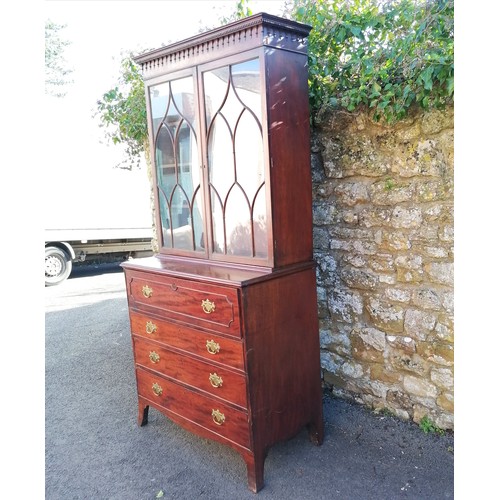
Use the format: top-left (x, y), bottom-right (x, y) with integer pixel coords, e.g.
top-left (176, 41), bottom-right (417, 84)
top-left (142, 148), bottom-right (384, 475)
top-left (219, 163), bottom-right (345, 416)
top-left (43, 0), bottom-right (288, 228)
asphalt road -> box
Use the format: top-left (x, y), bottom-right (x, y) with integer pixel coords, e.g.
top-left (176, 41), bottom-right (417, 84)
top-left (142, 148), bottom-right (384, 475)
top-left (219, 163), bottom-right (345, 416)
top-left (45, 262), bottom-right (454, 499)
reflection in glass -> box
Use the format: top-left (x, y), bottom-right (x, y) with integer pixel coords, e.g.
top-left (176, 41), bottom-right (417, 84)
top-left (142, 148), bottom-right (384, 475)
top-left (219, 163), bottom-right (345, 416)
top-left (150, 76), bottom-right (204, 252)
top-left (203, 58), bottom-right (267, 259)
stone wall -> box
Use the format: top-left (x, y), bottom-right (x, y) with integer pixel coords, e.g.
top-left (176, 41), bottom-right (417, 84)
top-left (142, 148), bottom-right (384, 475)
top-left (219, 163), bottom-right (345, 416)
top-left (311, 106), bottom-right (454, 430)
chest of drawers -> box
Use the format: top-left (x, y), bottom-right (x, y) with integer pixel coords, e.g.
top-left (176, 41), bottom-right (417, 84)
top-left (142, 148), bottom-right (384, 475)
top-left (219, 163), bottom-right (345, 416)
top-left (122, 257), bottom-right (324, 492)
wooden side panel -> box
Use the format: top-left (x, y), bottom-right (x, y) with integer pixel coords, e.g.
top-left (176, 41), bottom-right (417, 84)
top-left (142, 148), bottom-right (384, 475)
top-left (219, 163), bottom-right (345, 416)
top-left (266, 48), bottom-right (313, 267)
top-left (242, 267), bottom-right (324, 449)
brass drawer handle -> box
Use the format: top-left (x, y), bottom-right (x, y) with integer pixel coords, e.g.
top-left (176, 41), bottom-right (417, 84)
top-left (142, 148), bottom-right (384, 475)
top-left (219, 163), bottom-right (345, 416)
top-left (212, 409), bottom-right (225, 426)
top-left (152, 382), bottom-right (163, 396)
top-left (142, 285), bottom-right (153, 298)
top-left (206, 339), bottom-right (220, 355)
top-left (145, 321), bottom-right (158, 335)
top-left (149, 351), bottom-right (160, 364)
top-left (209, 372), bottom-right (223, 388)
top-left (201, 299), bottom-right (216, 314)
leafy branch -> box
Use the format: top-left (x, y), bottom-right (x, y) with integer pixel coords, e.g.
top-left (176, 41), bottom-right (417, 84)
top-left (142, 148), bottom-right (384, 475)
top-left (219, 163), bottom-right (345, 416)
top-left (287, 0), bottom-right (454, 123)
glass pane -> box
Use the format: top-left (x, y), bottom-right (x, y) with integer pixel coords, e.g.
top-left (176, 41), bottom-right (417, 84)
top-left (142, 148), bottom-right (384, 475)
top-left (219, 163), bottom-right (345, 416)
top-left (253, 186), bottom-right (267, 258)
top-left (150, 82), bottom-right (170, 135)
top-left (207, 114), bottom-right (234, 200)
top-left (231, 59), bottom-right (261, 122)
top-left (226, 185), bottom-right (252, 257)
top-left (150, 75), bottom-right (204, 252)
top-left (203, 67), bottom-right (229, 127)
top-left (234, 110), bottom-right (264, 195)
top-left (203, 58), bottom-right (267, 260)
top-left (210, 186), bottom-right (224, 253)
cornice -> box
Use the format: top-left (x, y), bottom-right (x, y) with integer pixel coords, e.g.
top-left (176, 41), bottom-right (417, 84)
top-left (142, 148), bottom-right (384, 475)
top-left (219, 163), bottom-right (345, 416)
top-left (133, 12), bottom-right (311, 76)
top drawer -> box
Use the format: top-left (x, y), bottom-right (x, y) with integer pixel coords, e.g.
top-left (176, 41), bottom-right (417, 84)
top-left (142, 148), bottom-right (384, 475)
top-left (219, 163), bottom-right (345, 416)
top-left (126, 271), bottom-right (241, 337)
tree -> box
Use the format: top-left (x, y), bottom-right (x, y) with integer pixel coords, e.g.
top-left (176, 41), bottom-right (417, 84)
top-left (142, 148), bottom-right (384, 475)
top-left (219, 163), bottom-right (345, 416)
top-left (94, 54), bottom-right (148, 170)
top-left (45, 19), bottom-right (73, 97)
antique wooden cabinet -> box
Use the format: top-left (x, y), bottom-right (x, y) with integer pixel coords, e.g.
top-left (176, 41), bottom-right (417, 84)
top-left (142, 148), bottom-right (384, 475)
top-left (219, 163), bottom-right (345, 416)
top-left (122, 13), bottom-right (324, 492)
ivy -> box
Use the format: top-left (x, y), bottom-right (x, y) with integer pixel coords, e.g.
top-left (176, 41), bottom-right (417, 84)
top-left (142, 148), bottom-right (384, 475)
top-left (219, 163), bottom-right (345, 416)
top-left (288, 0), bottom-right (454, 123)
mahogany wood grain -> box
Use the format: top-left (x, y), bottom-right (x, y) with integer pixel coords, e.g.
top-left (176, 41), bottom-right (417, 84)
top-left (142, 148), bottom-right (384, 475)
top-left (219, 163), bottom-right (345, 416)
top-left (266, 47), bottom-right (313, 267)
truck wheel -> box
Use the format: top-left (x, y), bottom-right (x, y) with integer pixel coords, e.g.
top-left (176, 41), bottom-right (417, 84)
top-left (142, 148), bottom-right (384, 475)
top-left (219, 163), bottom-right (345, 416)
top-left (45, 246), bottom-right (73, 286)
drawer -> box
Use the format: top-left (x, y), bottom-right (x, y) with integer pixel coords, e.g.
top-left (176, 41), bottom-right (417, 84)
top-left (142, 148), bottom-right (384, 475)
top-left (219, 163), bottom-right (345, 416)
top-left (127, 272), bottom-right (241, 337)
top-left (136, 367), bottom-right (250, 448)
top-left (134, 337), bottom-right (247, 409)
top-left (129, 312), bottom-right (245, 371)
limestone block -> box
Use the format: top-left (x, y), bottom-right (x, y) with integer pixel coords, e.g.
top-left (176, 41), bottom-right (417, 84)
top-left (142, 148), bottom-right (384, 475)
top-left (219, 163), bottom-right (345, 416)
top-left (312, 201), bottom-right (340, 225)
top-left (343, 253), bottom-right (367, 268)
top-left (412, 288), bottom-right (442, 310)
top-left (391, 206), bottom-right (423, 228)
top-left (420, 107), bottom-right (454, 135)
top-left (430, 367), bottom-right (454, 390)
top-left (404, 309), bottom-right (437, 341)
top-left (359, 207), bottom-right (392, 228)
top-left (388, 353), bottom-right (427, 375)
top-left (378, 230), bottom-right (412, 251)
top-left (370, 364), bottom-right (402, 384)
top-left (340, 267), bottom-right (378, 290)
top-left (328, 288), bottom-right (364, 323)
top-left (334, 181), bottom-right (370, 207)
top-left (403, 375), bottom-right (438, 398)
top-left (422, 246), bottom-right (448, 258)
top-left (366, 297), bottom-right (405, 333)
top-left (385, 288), bottom-right (412, 303)
top-left (437, 392), bottom-right (454, 413)
top-left (370, 179), bottom-right (415, 205)
top-left (320, 350), bottom-right (343, 373)
top-left (368, 254), bottom-right (395, 272)
top-left (357, 327), bottom-right (387, 351)
top-left (352, 334), bottom-right (385, 363)
top-left (425, 262), bottom-right (454, 286)
top-left (312, 226), bottom-right (330, 249)
top-left (415, 179), bottom-right (449, 202)
top-left (340, 360), bottom-right (365, 379)
top-left (416, 341), bottom-right (454, 366)
top-left (386, 335), bottom-right (416, 353)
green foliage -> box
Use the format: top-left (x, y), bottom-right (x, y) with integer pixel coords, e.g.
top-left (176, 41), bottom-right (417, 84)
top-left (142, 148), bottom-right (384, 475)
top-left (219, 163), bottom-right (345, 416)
top-left (419, 415), bottom-right (445, 435)
top-left (95, 55), bottom-right (148, 169)
top-left (288, 0), bottom-right (454, 123)
top-left (218, 0), bottom-right (253, 24)
top-left (45, 19), bottom-right (73, 97)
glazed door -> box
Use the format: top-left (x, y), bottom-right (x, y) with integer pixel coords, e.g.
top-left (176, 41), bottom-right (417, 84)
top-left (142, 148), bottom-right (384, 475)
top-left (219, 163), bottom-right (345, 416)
top-left (148, 69), bottom-right (207, 256)
top-left (200, 53), bottom-right (271, 265)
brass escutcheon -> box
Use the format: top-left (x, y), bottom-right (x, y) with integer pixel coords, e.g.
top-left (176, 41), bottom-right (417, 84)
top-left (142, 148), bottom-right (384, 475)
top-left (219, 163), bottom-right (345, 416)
top-left (149, 351), bottom-right (160, 364)
top-left (152, 382), bottom-right (163, 396)
top-left (142, 285), bottom-right (153, 298)
top-left (201, 299), bottom-right (216, 314)
top-left (212, 409), bottom-right (225, 426)
top-left (206, 339), bottom-right (220, 355)
top-left (145, 321), bottom-right (157, 335)
top-left (209, 372), bottom-right (223, 388)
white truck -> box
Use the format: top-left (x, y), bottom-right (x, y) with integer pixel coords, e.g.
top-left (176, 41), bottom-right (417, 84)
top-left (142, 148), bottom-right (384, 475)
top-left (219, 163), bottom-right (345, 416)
top-left (44, 162), bottom-right (154, 286)
top-left (45, 226), bottom-right (153, 286)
